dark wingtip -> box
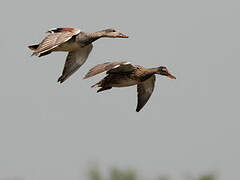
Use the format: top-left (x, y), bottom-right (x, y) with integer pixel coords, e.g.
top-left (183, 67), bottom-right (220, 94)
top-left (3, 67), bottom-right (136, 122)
top-left (136, 106), bottom-right (142, 112)
top-left (57, 76), bottom-right (64, 83)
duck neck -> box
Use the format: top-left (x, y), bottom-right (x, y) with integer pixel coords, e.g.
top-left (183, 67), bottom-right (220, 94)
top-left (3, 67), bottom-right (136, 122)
top-left (80, 31), bottom-right (103, 45)
top-left (148, 67), bottom-right (159, 74)
top-left (89, 30), bottom-right (106, 39)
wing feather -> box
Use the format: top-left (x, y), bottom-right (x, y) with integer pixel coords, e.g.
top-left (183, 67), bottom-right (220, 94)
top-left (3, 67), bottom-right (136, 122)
top-left (84, 61), bottom-right (134, 79)
top-left (58, 44), bottom-right (93, 83)
top-left (136, 75), bottom-right (156, 112)
top-left (32, 28), bottom-right (80, 56)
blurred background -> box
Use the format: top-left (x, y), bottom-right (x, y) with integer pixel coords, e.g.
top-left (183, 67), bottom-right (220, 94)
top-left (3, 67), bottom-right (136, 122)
top-left (87, 166), bottom-right (216, 180)
top-left (0, 0), bottom-right (240, 180)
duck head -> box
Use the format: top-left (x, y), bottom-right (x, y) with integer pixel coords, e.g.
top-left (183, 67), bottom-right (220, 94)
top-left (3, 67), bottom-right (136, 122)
top-left (101, 28), bottom-right (128, 38)
top-left (156, 66), bottom-right (176, 79)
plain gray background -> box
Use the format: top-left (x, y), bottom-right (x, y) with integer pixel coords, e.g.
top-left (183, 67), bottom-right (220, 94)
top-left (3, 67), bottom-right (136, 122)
top-left (0, 0), bottom-right (239, 179)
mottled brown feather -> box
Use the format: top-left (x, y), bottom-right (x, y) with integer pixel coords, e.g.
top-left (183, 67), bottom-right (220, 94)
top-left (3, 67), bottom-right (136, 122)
top-left (32, 31), bottom-right (79, 56)
top-left (84, 61), bottom-right (134, 79)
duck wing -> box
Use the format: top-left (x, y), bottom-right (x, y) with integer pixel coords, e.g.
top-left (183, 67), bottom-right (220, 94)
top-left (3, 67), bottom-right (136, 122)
top-left (84, 61), bottom-right (135, 79)
top-left (31, 28), bottom-right (80, 56)
top-left (58, 44), bottom-right (93, 83)
top-left (136, 75), bottom-right (156, 112)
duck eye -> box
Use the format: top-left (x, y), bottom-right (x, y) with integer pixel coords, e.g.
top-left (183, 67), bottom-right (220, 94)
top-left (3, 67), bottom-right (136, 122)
top-left (112, 29), bottom-right (116, 32)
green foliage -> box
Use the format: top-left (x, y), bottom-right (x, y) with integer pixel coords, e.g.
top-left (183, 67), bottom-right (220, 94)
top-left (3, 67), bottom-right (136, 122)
top-left (88, 167), bottom-right (102, 180)
top-left (88, 167), bottom-right (136, 180)
top-left (109, 168), bottom-right (136, 180)
top-left (87, 167), bottom-right (216, 180)
top-left (197, 174), bottom-right (216, 180)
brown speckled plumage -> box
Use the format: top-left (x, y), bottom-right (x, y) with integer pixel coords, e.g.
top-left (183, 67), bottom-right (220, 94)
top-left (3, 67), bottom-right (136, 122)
top-left (84, 62), bottom-right (176, 112)
top-left (28, 27), bottom-right (128, 83)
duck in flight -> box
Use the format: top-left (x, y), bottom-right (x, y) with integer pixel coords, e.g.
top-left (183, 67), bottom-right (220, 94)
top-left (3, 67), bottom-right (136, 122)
top-left (28, 28), bottom-right (128, 83)
top-left (84, 61), bottom-right (176, 112)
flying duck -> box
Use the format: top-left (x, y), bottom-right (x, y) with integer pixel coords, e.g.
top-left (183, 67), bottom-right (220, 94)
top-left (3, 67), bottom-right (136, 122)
top-left (28, 28), bottom-right (128, 83)
top-left (84, 61), bottom-right (176, 112)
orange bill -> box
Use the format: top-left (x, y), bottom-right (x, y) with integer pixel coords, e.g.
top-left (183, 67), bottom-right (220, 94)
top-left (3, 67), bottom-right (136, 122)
top-left (117, 33), bottom-right (128, 38)
top-left (167, 73), bottom-right (176, 79)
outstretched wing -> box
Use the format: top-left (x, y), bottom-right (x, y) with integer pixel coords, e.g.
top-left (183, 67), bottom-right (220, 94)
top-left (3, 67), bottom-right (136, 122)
top-left (84, 61), bottom-right (135, 79)
top-left (136, 75), bottom-right (156, 112)
top-left (58, 44), bottom-right (93, 83)
top-left (31, 28), bottom-right (80, 56)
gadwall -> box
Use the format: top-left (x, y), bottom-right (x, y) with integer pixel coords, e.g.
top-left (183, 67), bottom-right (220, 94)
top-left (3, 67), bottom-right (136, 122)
top-left (28, 28), bottom-right (128, 83)
top-left (84, 61), bottom-right (176, 112)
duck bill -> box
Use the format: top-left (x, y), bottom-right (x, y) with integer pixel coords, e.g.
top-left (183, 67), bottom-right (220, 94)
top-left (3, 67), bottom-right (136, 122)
top-left (117, 33), bottom-right (128, 38)
top-left (167, 73), bottom-right (176, 79)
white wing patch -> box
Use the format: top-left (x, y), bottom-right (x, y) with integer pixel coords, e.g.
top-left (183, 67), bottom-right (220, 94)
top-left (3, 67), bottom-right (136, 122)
top-left (113, 64), bottom-right (120, 69)
top-left (46, 28), bottom-right (81, 35)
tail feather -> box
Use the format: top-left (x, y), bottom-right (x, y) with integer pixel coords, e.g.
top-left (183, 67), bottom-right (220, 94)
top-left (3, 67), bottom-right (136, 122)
top-left (29, 44), bottom-right (39, 56)
top-left (29, 44), bottom-right (51, 57)
top-left (28, 44), bottom-right (39, 50)
top-left (97, 87), bottom-right (112, 93)
top-left (38, 51), bottom-right (51, 57)
top-left (90, 81), bottom-right (112, 92)
top-left (91, 82), bottom-right (100, 88)
top-left (31, 52), bottom-right (38, 56)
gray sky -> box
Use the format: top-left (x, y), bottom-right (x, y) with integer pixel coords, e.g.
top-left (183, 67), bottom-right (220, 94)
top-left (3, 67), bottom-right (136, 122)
top-left (0, 0), bottom-right (239, 180)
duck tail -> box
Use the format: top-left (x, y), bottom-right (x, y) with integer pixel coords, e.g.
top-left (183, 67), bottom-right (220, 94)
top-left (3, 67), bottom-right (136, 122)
top-left (28, 44), bottom-right (39, 51)
top-left (91, 82), bottom-right (100, 88)
top-left (91, 81), bottom-right (112, 92)
top-left (28, 44), bottom-right (40, 56)
top-left (96, 87), bottom-right (112, 93)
